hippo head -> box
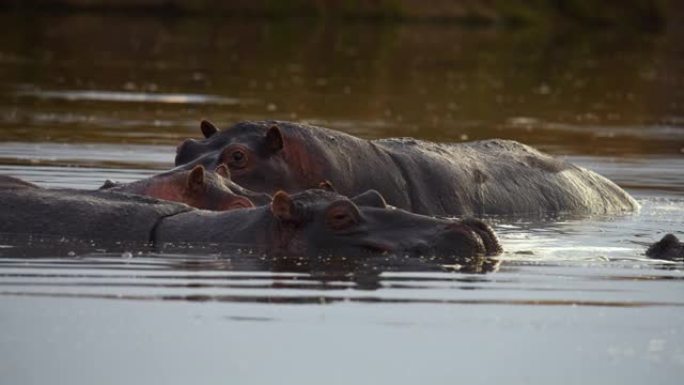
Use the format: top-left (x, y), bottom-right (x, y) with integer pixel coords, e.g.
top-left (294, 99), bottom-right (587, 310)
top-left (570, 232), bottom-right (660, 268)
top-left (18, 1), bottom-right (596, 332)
top-left (150, 165), bottom-right (259, 211)
top-left (645, 233), bottom-right (684, 261)
top-left (110, 165), bottom-right (261, 211)
top-left (175, 120), bottom-right (317, 194)
top-left (265, 189), bottom-right (502, 260)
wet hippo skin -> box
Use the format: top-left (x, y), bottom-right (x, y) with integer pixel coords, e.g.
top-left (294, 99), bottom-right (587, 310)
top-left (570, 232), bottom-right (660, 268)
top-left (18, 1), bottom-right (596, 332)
top-left (0, 185), bottom-right (502, 260)
top-left (175, 120), bottom-right (639, 217)
top-left (0, 184), bottom-right (190, 243)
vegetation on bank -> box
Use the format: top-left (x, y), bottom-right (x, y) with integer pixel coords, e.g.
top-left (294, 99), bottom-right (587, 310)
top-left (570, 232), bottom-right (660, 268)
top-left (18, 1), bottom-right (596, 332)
top-left (4, 0), bottom-right (668, 30)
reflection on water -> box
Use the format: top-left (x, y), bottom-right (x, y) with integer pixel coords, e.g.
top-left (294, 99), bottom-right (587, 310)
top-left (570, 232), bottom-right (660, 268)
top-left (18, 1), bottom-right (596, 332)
top-left (1, 14), bottom-right (683, 153)
top-left (0, 12), bottom-right (683, 385)
top-left (16, 88), bottom-right (252, 105)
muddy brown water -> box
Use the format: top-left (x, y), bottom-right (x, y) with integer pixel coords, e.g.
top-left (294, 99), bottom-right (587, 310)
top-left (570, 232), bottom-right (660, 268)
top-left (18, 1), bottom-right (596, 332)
top-left (0, 13), bottom-right (683, 385)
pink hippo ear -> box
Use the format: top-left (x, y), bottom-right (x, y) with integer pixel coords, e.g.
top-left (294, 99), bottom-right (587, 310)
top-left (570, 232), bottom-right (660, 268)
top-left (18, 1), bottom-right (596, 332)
top-left (200, 120), bottom-right (218, 138)
top-left (270, 190), bottom-right (294, 221)
top-left (265, 125), bottom-right (284, 152)
top-left (215, 164), bottom-right (231, 179)
top-left (187, 165), bottom-right (206, 191)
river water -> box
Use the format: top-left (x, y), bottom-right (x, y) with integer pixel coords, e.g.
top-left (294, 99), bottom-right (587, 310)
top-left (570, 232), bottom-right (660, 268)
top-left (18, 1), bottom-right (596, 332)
top-left (0, 13), bottom-right (683, 385)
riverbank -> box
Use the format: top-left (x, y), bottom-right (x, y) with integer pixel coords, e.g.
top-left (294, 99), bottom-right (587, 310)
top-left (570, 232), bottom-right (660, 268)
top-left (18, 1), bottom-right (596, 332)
top-left (3, 0), bottom-right (670, 30)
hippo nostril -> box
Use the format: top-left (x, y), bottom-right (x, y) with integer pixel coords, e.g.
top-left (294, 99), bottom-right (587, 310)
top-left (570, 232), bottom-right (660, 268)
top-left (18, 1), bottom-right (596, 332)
top-left (443, 223), bottom-right (487, 256)
top-left (458, 218), bottom-right (503, 256)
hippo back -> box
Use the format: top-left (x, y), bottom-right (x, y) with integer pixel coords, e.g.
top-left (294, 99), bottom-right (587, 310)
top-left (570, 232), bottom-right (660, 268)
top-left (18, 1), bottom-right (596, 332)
top-left (0, 187), bottom-right (192, 243)
top-left (374, 138), bottom-right (639, 216)
top-left (0, 175), bottom-right (40, 189)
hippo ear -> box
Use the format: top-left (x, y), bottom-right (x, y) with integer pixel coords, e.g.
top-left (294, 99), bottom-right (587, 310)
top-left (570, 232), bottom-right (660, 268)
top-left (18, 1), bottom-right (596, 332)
top-left (187, 165), bottom-right (205, 191)
top-left (325, 200), bottom-right (361, 230)
top-left (200, 120), bottom-right (218, 138)
top-left (215, 164), bottom-right (231, 179)
top-left (264, 125), bottom-right (284, 152)
top-left (270, 190), bottom-right (294, 221)
top-left (318, 180), bottom-right (335, 192)
top-left (351, 190), bottom-right (387, 208)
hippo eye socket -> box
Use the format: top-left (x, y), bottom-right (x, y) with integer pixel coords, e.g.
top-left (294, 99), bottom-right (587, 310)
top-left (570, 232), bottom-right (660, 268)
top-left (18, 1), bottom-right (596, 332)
top-left (222, 148), bottom-right (248, 169)
top-left (325, 201), bottom-right (361, 231)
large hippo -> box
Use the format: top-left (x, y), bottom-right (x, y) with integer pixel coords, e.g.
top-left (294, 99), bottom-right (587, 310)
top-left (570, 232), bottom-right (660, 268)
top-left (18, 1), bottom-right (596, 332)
top-left (175, 120), bottom-right (638, 217)
top-left (0, 184), bottom-right (502, 260)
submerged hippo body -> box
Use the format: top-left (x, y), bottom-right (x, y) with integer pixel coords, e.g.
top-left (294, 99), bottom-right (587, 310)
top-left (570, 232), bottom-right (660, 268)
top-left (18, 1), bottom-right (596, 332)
top-left (0, 186), bottom-right (190, 243)
top-left (0, 185), bottom-right (502, 260)
top-left (176, 120), bottom-right (638, 217)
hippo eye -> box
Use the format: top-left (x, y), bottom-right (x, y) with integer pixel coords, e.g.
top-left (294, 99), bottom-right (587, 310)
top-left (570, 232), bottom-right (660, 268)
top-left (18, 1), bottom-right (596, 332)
top-left (224, 149), bottom-right (248, 169)
top-left (325, 201), bottom-right (361, 231)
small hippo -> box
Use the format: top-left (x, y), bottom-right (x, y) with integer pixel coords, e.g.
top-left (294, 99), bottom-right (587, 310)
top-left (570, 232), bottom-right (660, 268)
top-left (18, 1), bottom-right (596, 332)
top-left (174, 120), bottom-right (638, 217)
top-left (1, 167), bottom-right (268, 211)
top-left (102, 165), bottom-right (271, 210)
top-left (645, 234), bottom-right (684, 261)
top-left (0, 186), bottom-right (502, 260)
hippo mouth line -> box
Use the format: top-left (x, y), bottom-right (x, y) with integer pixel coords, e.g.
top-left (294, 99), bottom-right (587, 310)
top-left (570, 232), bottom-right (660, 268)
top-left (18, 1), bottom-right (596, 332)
top-left (350, 226), bottom-right (498, 259)
top-left (359, 241), bottom-right (395, 255)
top-left (228, 197), bottom-right (255, 210)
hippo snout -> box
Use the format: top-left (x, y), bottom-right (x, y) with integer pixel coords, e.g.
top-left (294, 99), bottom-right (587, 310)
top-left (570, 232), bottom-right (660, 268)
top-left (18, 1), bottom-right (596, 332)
top-left (459, 218), bottom-right (503, 256)
top-left (176, 138), bottom-right (196, 153)
top-left (432, 218), bottom-right (502, 258)
top-left (175, 139), bottom-right (202, 165)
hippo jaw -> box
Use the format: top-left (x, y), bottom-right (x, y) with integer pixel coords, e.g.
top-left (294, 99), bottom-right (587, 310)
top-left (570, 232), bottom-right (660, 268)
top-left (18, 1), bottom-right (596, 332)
top-left (319, 218), bottom-right (502, 260)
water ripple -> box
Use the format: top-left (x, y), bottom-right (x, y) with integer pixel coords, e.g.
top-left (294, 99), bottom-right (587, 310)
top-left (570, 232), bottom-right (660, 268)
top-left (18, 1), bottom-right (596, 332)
top-left (15, 89), bottom-right (257, 106)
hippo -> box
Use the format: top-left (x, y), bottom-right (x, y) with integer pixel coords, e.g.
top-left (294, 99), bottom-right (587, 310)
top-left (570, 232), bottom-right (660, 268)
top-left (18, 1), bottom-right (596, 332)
top-left (175, 120), bottom-right (638, 217)
top-left (0, 166), bottom-right (270, 211)
top-left (645, 234), bottom-right (684, 261)
top-left (100, 164), bottom-right (271, 210)
top-left (0, 184), bottom-right (502, 260)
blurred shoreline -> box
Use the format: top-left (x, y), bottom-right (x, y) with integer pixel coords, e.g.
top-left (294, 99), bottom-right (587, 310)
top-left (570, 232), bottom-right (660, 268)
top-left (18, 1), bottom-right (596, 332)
top-left (2, 0), bottom-right (675, 30)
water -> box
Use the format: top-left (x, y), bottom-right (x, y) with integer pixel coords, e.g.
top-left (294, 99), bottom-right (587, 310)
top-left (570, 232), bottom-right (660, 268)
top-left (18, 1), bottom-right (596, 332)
top-left (1, 13), bottom-right (683, 385)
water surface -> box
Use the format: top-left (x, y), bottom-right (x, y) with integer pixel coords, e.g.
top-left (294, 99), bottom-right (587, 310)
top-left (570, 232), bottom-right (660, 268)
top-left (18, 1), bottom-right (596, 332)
top-left (0, 13), bottom-right (683, 385)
